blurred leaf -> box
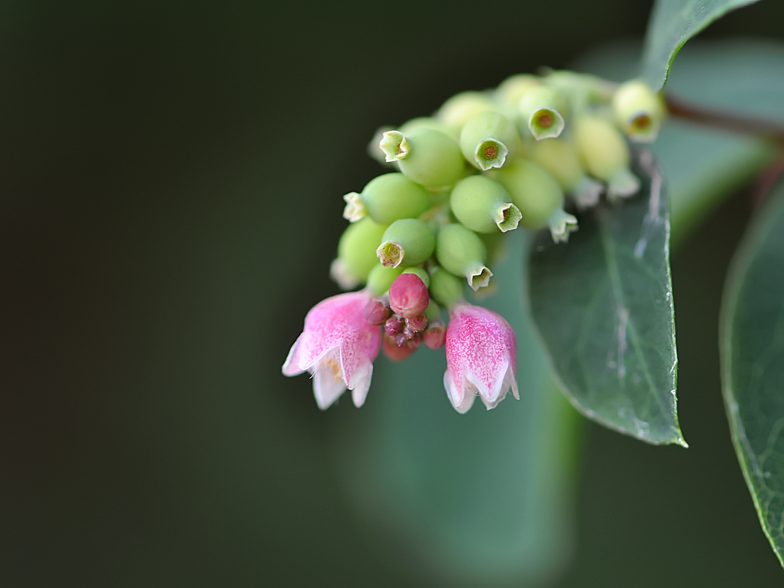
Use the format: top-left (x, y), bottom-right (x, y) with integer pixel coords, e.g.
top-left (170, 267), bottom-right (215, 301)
top-left (529, 151), bottom-right (685, 446)
top-left (574, 38), bottom-right (782, 245)
top-left (721, 178), bottom-right (784, 569)
top-left (329, 230), bottom-right (576, 586)
top-left (641, 0), bottom-right (762, 90)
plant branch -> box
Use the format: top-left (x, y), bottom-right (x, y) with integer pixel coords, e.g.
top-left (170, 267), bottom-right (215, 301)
top-left (665, 94), bottom-right (784, 146)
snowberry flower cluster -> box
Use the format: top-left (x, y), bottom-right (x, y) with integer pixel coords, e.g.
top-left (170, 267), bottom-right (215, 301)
top-left (283, 71), bottom-right (664, 413)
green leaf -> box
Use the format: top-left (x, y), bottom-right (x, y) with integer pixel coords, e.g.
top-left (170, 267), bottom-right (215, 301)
top-left (641, 0), bottom-right (762, 90)
top-left (721, 179), bottom-right (784, 568)
top-left (574, 39), bottom-right (781, 245)
top-left (529, 151), bottom-right (686, 446)
top-left (329, 230), bottom-right (576, 585)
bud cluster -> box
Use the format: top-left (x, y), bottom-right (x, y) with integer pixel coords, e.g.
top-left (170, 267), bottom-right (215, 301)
top-left (285, 71), bottom-right (665, 412)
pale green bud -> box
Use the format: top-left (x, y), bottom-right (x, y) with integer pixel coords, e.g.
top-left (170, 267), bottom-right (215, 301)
top-left (495, 74), bottom-right (540, 108)
top-left (428, 267), bottom-right (465, 308)
top-left (529, 138), bottom-right (603, 209)
top-left (436, 91), bottom-right (495, 134)
top-left (612, 79), bottom-right (665, 143)
top-left (367, 264), bottom-right (404, 296)
top-left (399, 117), bottom-right (459, 141)
top-left (497, 159), bottom-right (565, 230)
top-left (436, 223), bottom-right (492, 291)
top-left (518, 85), bottom-right (566, 140)
top-left (359, 173), bottom-right (432, 225)
top-left (424, 298), bottom-right (442, 320)
top-left (575, 115), bottom-right (629, 179)
top-left (459, 111), bottom-right (520, 171)
top-left (574, 115), bottom-right (639, 200)
top-left (402, 266), bottom-right (430, 289)
top-left (377, 218), bottom-right (435, 268)
top-left (380, 129), bottom-right (465, 188)
top-left (334, 217), bottom-right (388, 287)
top-left (450, 175), bottom-right (521, 234)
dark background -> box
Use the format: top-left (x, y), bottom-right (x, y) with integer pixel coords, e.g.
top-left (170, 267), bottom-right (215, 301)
top-left (2, 1), bottom-right (784, 586)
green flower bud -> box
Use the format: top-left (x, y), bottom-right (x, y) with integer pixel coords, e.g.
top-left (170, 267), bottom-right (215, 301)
top-left (367, 263), bottom-right (404, 296)
top-left (612, 79), bottom-right (665, 143)
top-left (399, 117), bottom-right (459, 141)
top-left (359, 173), bottom-right (432, 225)
top-left (495, 74), bottom-right (540, 109)
top-left (377, 218), bottom-right (435, 268)
top-left (459, 111), bottom-right (520, 171)
top-left (333, 217), bottom-right (388, 287)
top-left (450, 175), bottom-right (521, 234)
top-left (380, 129), bottom-right (465, 188)
top-left (574, 115), bottom-right (640, 200)
top-left (518, 85), bottom-right (566, 140)
top-left (436, 91), bottom-right (495, 134)
top-left (436, 223), bottom-right (492, 291)
top-left (529, 138), bottom-right (603, 209)
top-left (402, 266), bottom-right (430, 289)
top-left (429, 267), bottom-right (465, 308)
top-left (424, 298), bottom-right (442, 320)
top-left (497, 159), bottom-right (565, 230)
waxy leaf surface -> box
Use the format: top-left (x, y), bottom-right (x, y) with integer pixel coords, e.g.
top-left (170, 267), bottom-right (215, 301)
top-left (641, 0), bottom-right (762, 90)
top-left (529, 152), bottom-right (685, 446)
top-left (722, 180), bottom-right (784, 568)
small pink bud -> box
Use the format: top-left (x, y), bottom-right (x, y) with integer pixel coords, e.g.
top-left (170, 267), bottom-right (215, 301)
top-left (423, 318), bottom-right (446, 350)
top-left (382, 333), bottom-right (418, 361)
top-left (388, 273), bottom-right (430, 318)
top-left (405, 314), bottom-right (428, 333)
top-left (364, 297), bottom-right (392, 325)
top-left (385, 315), bottom-right (403, 337)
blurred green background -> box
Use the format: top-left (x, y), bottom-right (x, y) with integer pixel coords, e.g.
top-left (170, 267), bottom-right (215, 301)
top-left (3, 1), bottom-right (784, 586)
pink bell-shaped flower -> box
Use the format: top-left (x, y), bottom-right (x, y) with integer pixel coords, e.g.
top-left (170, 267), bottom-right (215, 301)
top-left (283, 291), bottom-right (381, 409)
top-left (443, 301), bottom-right (518, 413)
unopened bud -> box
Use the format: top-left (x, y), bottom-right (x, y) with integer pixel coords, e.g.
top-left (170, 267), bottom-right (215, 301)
top-left (518, 85), bottom-right (566, 140)
top-left (389, 273), bottom-right (430, 318)
top-left (382, 333), bottom-right (418, 361)
top-left (459, 111), bottom-right (520, 171)
top-left (612, 79), bottom-right (665, 143)
top-left (367, 264), bottom-right (404, 297)
top-left (574, 115), bottom-right (630, 181)
top-left (450, 175), bottom-right (521, 234)
top-left (359, 173), bottom-right (432, 225)
top-left (497, 160), bottom-right (566, 231)
top-left (436, 91), bottom-right (495, 134)
top-left (381, 128), bottom-right (465, 188)
top-left (402, 266), bottom-right (430, 289)
top-left (428, 267), bottom-right (465, 308)
top-left (377, 218), bottom-right (435, 268)
top-left (574, 115), bottom-right (640, 200)
top-left (422, 318), bottom-right (446, 350)
top-left (529, 137), bottom-right (604, 209)
top-left (405, 313), bottom-right (428, 333)
top-left (364, 297), bottom-right (392, 325)
top-left (436, 224), bottom-right (492, 291)
top-left (385, 315), bottom-right (403, 337)
top-left (334, 217), bottom-right (387, 286)
top-left (399, 116), bottom-right (459, 141)
top-left (495, 74), bottom-right (540, 109)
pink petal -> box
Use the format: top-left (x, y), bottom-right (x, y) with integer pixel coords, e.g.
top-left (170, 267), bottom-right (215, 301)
top-left (444, 302), bottom-right (517, 412)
